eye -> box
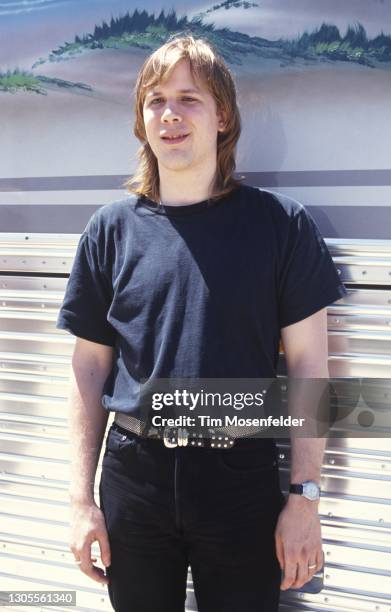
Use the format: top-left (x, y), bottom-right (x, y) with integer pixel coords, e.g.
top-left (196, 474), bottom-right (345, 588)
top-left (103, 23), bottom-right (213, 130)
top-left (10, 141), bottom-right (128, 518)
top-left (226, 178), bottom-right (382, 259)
top-left (149, 96), bottom-right (197, 105)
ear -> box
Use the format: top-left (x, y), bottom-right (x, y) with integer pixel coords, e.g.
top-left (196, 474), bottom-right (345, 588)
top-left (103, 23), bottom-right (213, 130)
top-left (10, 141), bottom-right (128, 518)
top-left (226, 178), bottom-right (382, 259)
top-left (217, 107), bottom-right (227, 132)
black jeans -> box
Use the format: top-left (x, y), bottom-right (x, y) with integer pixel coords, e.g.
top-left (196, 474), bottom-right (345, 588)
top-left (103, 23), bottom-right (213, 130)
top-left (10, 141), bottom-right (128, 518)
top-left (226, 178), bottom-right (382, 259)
top-left (99, 423), bottom-right (286, 612)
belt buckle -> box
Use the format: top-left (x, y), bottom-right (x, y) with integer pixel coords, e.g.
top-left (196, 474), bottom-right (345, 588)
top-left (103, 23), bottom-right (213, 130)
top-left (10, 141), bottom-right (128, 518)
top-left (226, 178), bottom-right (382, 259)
top-left (163, 427), bottom-right (234, 449)
top-left (163, 427), bottom-right (189, 448)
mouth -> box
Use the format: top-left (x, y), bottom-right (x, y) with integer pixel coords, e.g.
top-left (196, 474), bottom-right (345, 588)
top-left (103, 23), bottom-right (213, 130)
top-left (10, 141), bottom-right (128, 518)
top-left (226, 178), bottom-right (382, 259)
top-left (161, 133), bottom-right (190, 145)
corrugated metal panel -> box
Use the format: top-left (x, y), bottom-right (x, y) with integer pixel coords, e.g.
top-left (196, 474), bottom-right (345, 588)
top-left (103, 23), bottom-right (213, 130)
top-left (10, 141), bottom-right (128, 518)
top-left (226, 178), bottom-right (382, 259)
top-left (0, 234), bottom-right (390, 611)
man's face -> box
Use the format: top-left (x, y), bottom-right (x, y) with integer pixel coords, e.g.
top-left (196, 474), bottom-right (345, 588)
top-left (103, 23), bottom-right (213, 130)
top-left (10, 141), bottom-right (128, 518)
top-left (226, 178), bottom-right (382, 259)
top-left (142, 58), bottom-right (225, 174)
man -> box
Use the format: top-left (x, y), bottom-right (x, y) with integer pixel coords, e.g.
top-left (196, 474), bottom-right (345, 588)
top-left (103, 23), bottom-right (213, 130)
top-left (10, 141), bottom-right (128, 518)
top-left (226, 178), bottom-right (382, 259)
top-left (57, 34), bottom-right (347, 611)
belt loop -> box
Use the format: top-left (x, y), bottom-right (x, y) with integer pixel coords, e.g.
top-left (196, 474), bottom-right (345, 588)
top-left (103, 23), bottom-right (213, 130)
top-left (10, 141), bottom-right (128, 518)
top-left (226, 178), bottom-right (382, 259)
top-left (163, 427), bottom-right (178, 448)
top-left (178, 428), bottom-right (189, 447)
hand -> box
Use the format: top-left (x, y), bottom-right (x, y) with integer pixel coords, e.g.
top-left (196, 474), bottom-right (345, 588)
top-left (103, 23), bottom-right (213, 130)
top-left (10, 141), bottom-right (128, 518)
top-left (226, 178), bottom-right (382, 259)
top-left (69, 501), bottom-right (111, 585)
top-left (275, 495), bottom-right (324, 590)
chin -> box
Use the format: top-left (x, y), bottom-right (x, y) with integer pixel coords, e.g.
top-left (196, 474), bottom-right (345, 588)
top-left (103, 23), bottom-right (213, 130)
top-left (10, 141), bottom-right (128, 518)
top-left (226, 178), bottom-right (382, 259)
top-left (159, 157), bottom-right (193, 170)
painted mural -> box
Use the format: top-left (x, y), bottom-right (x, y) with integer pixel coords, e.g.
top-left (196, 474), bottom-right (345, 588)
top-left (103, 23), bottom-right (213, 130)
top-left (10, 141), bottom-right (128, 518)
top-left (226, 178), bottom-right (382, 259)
top-left (1, 0), bottom-right (390, 209)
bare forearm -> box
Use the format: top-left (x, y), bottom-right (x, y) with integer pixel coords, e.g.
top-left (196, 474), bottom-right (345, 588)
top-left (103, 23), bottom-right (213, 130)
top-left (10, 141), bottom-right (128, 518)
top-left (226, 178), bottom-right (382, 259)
top-left (287, 362), bottom-right (329, 500)
top-left (290, 437), bottom-right (326, 484)
top-left (67, 363), bottom-right (110, 506)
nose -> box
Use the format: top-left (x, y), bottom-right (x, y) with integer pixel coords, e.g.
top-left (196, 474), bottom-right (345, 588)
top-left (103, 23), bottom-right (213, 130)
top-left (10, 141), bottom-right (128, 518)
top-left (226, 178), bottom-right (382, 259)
top-left (161, 102), bottom-right (182, 123)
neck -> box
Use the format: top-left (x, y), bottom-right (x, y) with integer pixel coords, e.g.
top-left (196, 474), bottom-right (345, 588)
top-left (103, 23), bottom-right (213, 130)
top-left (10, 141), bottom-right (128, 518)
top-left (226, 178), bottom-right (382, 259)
top-left (158, 161), bottom-right (217, 206)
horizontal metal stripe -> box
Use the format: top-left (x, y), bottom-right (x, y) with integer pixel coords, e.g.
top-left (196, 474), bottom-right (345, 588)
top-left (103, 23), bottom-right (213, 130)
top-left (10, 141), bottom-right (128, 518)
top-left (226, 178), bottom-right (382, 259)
top-left (172, 170), bottom-right (391, 189)
top-left (2, 206), bottom-right (391, 237)
top-left (0, 456), bottom-right (70, 481)
top-left (330, 305), bottom-right (391, 317)
top-left (0, 398), bottom-right (66, 421)
top-left (0, 413), bottom-right (66, 432)
top-left (322, 542), bottom-right (391, 572)
top-left (0, 467), bottom-right (102, 499)
top-left (0, 383), bottom-right (69, 398)
top-left (2, 170), bottom-right (391, 192)
top-left (280, 590), bottom-right (391, 611)
top-left (0, 258), bottom-right (75, 274)
top-left (0, 479), bottom-right (69, 501)
top-left (0, 175), bottom-right (129, 192)
top-left (0, 337), bottom-right (74, 360)
top-left (0, 516), bottom-right (71, 546)
top-left (327, 240), bottom-right (391, 255)
top-left (281, 351), bottom-right (391, 369)
top-left (324, 565), bottom-right (391, 598)
top-left (0, 206), bottom-right (100, 234)
top-left (328, 331), bottom-right (391, 343)
top-left (328, 359), bottom-right (391, 377)
top-left (0, 434), bottom-right (68, 460)
top-left (0, 275), bottom-right (69, 290)
top-left (0, 234), bottom-right (80, 244)
top-left (0, 354), bottom-right (70, 374)
top-left (322, 523), bottom-right (391, 549)
top-left (0, 298), bottom-right (65, 311)
top-left (299, 437), bottom-right (391, 454)
top-left (280, 448), bottom-right (391, 477)
top-left (0, 390), bottom-right (65, 404)
top-left (330, 289), bottom-right (391, 307)
top-left (0, 329), bottom-right (71, 341)
top-left (329, 315), bottom-right (391, 331)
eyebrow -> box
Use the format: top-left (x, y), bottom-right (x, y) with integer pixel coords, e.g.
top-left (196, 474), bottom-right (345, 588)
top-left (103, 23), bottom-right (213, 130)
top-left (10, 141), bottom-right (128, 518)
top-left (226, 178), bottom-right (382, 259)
top-left (146, 88), bottom-right (201, 98)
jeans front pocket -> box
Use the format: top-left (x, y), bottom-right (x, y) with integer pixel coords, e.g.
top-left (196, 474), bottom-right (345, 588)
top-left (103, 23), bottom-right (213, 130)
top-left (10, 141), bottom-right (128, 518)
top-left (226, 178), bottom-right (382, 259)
top-left (104, 425), bottom-right (138, 460)
top-left (218, 446), bottom-right (279, 475)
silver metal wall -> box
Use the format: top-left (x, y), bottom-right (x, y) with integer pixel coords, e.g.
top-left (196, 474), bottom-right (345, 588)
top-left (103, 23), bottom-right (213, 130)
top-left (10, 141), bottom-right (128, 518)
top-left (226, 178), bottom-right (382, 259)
top-left (0, 234), bottom-right (390, 611)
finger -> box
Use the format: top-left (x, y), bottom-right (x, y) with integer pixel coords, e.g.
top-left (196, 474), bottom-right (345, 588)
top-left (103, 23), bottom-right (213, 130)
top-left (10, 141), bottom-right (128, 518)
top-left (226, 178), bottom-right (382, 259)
top-left (316, 548), bottom-right (324, 571)
top-left (280, 562), bottom-right (298, 590)
top-left (79, 547), bottom-right (109, 585)
top-left (291, 559), bottom-right (310, 589)
top-left (275, 536), bottom-right (285, 571)
top-left (79, 560), bottom-right (109, 585)
top-left (98, 529), bottom-right (111, 568)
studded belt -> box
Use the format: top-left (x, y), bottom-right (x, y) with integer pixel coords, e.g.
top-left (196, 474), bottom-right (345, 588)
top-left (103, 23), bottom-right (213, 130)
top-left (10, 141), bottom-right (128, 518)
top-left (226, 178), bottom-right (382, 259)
top-left (113, 412), bottom-right (235, 449)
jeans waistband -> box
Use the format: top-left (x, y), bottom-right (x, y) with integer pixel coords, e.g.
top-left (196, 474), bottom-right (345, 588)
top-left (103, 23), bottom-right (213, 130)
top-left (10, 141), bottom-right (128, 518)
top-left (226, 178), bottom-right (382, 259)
top-left (112, 412), bottom-right (278, 453)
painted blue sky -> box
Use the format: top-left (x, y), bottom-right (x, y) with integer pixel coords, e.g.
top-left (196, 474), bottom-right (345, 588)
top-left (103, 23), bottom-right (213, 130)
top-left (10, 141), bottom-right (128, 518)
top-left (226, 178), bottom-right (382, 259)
top-left (1, 0), bottom-right (391, 68)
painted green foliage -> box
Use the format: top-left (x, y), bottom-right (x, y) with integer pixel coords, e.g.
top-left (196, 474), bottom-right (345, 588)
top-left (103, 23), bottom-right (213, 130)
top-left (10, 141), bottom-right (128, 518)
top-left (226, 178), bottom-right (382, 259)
top-left (3, 9), bottom-right (391, 94)
top-left (0, 69), bottom-right (92, 94)
top-left (37, 11), bottom-right (391, 68)
top-left (0, 69), bottom-right (45, 94)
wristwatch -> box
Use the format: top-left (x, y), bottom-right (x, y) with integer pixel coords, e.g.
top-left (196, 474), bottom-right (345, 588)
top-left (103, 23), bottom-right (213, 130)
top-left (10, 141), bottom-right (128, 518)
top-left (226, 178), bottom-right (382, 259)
top-left (289, 480), bottom-right (321, 501)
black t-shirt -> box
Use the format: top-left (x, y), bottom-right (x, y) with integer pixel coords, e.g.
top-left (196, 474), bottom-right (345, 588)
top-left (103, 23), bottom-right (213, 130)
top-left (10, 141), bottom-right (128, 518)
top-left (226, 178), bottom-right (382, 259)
top-left (56, 184), bottom-right (347, 414)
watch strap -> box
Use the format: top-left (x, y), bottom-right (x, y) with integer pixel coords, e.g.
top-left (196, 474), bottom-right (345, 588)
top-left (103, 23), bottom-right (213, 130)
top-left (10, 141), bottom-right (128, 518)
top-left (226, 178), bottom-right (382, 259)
top-left (289, 484), bottom-right (304, 494)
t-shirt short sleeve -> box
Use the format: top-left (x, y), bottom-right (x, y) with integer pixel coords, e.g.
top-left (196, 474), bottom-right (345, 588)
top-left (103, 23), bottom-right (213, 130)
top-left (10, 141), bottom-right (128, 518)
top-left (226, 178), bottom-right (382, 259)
top-left (278, 204), bottom-right (347, 329)
top-left (56, 227), bottom-right (116, 347)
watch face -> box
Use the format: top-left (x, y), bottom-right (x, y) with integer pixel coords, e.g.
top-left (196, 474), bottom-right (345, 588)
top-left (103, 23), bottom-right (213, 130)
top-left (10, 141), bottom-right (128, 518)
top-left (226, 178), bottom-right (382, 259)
top-left (303, 481), bottom-right (320, 500)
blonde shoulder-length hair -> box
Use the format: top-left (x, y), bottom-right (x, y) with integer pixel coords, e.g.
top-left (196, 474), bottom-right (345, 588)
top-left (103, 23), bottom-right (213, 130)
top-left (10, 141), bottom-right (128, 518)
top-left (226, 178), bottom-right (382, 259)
top-left (124, 34), bottom-right (243, 203)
